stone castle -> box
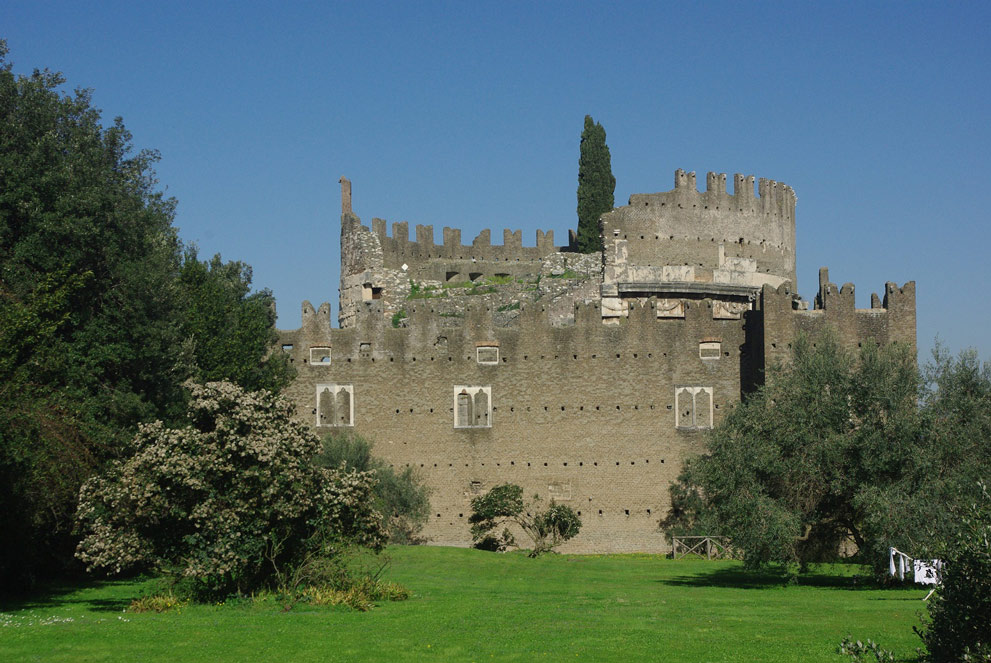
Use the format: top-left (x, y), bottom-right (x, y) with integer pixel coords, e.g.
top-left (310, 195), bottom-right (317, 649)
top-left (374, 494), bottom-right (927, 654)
top-left (278, 170), bottom-right (916, 553)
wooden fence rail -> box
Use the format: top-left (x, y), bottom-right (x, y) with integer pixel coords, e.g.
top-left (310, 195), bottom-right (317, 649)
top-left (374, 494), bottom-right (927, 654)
top-left (671, 535), bottom-right (730, 560)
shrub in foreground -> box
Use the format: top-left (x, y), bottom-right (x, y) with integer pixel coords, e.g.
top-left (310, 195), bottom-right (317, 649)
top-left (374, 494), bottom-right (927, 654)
top-left (315, 431), bottom-right (430, 544)
top-left (917, 482), bottom-right (991, 662)
top-left (469, 484), bottom-right (581, 556)
top-left (75, 381), bottom-right (386, 599)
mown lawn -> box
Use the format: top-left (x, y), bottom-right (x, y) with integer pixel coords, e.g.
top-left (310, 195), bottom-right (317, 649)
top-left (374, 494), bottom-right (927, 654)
top-left (1, 546), bottom-right (926, 662)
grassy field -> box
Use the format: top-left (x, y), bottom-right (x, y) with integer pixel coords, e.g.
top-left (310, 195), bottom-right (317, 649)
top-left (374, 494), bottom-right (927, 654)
top-left (1, 546), bottom-right (926, 662)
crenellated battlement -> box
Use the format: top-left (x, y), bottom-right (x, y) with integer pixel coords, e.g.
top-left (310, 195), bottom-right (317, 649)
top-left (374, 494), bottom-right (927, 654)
top-left (632, 169), bottom-right (797, 221)
top-left (366, 217), bottom-right (560, 267)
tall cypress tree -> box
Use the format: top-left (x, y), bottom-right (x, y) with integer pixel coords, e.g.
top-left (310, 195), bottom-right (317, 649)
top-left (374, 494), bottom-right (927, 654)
top-left (576, 115), bottom-right (615, 254)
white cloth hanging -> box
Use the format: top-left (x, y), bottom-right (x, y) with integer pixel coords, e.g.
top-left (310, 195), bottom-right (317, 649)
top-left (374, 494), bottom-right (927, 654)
top-left (913, 560), bottom-right (941, 586)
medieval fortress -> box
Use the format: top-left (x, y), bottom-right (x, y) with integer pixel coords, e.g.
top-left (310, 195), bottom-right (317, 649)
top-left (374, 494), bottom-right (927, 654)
top-left (278, 170), bottom-right (916, 553)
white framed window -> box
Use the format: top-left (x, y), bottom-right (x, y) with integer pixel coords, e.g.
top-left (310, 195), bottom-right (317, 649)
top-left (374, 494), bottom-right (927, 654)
top-left (476, 345), bottom-right (499, 365)
top-left (454, 385), bottom-right (492, 428)
top-left (309, 346), bottom-right (331, 365)
top-left (675, 386), bottom-right (713, 430)
top-left (699, 342), bottom-right (721, 360)
top-left (316, 384), bottom-right (354, 427)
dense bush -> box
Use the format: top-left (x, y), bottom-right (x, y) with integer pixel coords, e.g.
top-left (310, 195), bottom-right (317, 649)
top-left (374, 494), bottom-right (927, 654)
top-left (75, 381), bottom-right (386, 599)
top-left (314, 432), bottom-right (430, 544)
top-left (469, 484), bottom-right (581, 556)
top-left (917, 482), bottom-right (991, 662)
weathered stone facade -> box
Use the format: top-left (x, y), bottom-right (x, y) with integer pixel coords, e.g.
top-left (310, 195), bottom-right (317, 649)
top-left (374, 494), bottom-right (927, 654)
top-left (278, 170), bottom-right (916, 553)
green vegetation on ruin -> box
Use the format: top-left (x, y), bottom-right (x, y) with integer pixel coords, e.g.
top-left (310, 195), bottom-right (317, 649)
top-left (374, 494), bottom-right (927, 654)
top-left (497, 301), bottom-right (520, 312)
top-left (0, 546), bottom-right (925, 662)
top-left (406, 282), bottom-right (446, 300)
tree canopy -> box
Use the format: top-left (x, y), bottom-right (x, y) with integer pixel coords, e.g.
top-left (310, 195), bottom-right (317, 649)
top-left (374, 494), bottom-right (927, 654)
top-left (0, 40), bottom-right (291, 589)
top-left (663, 333), bottom-right (991, 576)
top-left (576, 115), bottom-right (615, 254)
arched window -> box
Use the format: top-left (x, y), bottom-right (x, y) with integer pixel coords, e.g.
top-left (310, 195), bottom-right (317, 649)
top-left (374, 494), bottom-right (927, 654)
top-left (454, 386), bottom-right (491, 428)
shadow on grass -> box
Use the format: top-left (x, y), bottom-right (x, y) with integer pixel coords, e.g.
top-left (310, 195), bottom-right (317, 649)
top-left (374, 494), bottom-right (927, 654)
top-left (0, 578), bottom-right (141, 613)
top-left (657, 565), bottom-right (871, 590)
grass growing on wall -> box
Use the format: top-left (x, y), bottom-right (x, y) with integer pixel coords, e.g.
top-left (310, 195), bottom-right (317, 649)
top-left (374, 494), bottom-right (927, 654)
top-left (0, 546), bottom-right (925, 663)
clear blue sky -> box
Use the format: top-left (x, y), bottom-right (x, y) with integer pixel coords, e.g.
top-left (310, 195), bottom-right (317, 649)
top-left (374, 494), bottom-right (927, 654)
top-left (4, 1), bottom-right (990, 361)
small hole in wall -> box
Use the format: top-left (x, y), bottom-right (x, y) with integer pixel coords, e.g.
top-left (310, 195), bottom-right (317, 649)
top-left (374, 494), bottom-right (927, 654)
top-left (647, 509), bottom-right (652, 515)
top-left (615, 461), bottom-right (620, 465)
top-left (458, 513), bottom-right (463, 518)
top-left (598, 510), bottom-right (603, 515)
top-left (543, 462), bottom-right (548, 466)
top-left (527, 462), bottom-right (531, 467)
top-left (625, 510), bottom-right (630, 516)
top-left (595, 406), bottom-right (600, 411)
top-left (593, 462), bottom-right (598, 466)
top-left (563, 462), bottom-right (568, 466)
top-left (510, 461), bottom-right (514, 465)
top-left (560, 406), bottom-right (565, 411)
top-left (578, 511), bottom-right (582, 516)
top-left (579, 406), bottom-right (584, 411)
top-left (579, 462), bottom-right (583, 466)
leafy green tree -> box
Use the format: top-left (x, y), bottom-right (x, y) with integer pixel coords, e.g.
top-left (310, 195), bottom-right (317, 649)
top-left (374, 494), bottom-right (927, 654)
top-left (0, 40), bottom-right (184, 587)
top-left (469, 484), bottom-right (581, 556)
top-left (662, 333), bottom-right (922, 572)
top-left (916, 482), bottom-right (991, 662)
top-left (315, 431), bottom-right (430, 544)
top-left (0, 41), bottom-right (297, 589)
top-left (176, 248), bottom-right (294, 393)
top-left (75, 381), bottom-right (386, 599)
top-left (576, 115), bottom-right (615, 254)
top-left (665, 334), bottom-right (991, 578)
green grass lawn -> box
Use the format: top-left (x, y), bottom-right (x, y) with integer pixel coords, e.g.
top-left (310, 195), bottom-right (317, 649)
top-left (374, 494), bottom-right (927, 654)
top-left (0, 546), bottom-right (926, 662)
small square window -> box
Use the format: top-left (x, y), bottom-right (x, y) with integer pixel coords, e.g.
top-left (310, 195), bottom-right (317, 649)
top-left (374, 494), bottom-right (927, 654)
top-left (699, 342), bottom-right (721, 360)
top-left (310, 347), bottom-right (331, 365)
top-left (476, 346), bottom-right (499, 365)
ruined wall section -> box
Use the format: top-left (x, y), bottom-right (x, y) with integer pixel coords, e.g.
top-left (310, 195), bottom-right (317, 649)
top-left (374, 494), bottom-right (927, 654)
top-left (601, 170), bottom-right (797, 291)
top-left (760, 267), bottom-right (917, 369)
top-left (338, 191), bottom-right (601, 328)
top-left (279, 296), bottom-right (751, 553)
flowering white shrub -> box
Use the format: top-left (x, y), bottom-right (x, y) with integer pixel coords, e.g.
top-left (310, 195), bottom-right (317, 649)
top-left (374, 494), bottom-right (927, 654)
top-left (75, 380), bottom-right (386, 597)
